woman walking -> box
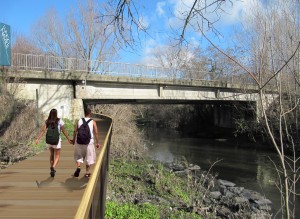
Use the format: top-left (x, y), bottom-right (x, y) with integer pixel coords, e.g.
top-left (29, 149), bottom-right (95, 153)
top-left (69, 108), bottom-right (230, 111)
top-left (35, 109), bottom-right (73, 177)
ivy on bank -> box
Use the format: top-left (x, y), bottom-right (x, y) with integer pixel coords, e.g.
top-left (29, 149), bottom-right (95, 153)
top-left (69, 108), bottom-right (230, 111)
top-left (105, 158), bottom-right (204, 219)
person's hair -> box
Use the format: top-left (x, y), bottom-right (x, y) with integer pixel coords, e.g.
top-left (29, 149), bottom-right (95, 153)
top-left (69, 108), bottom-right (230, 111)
top-left (46, 109), bottom-right (59, 127)
top-left (84, 107), bottom-right (91, 116)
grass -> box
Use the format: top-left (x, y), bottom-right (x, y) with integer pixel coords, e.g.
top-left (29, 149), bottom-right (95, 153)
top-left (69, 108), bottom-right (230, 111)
top-left (106, 158), bottom-right (204, 219)
top-left (60, 118), bottom-right (75, 140)
top-left (105, 202), bottom-right (160, 219)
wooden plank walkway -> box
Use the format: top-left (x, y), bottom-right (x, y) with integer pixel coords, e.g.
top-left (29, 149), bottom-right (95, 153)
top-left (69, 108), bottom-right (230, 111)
top-left (0, 119), bottom-right (108, 219)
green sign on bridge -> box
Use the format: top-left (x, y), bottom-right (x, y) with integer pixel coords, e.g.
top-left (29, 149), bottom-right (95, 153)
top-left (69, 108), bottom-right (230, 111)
top-left (0, 22), bottom-right (11, 66)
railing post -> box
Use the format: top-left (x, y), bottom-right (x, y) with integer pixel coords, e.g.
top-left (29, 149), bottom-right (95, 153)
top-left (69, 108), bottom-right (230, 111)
top-left (43, 55), bottom-right (46, 71)
top-left (25, 54), bottom-right (28, 70)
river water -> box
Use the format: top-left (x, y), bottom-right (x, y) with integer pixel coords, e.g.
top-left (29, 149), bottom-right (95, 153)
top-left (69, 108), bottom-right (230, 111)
top-left (145, 128), bottom-right (300, 218)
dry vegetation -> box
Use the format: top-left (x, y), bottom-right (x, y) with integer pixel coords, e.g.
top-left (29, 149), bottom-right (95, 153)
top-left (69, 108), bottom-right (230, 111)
top-left (0, 83), bottom-right (38, 164)
top-left (92, 104), bottom-right (147, 159)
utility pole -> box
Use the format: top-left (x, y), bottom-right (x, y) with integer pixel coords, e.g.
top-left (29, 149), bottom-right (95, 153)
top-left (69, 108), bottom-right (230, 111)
top-left (35, 89), bottom-right (39, 128)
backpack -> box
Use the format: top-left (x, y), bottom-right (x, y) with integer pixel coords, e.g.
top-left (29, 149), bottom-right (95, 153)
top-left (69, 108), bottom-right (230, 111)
top-left (46, 123), bottom-right (60, 145)
top-left (77, 118), bottom-right (92, 145)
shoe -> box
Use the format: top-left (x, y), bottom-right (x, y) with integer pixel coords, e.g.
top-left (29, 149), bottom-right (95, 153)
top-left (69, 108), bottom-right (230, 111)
top-left (74, 167), bottom-right (81, 177)
top-left (50, 167), bottom-right (56, 177)
top-left (84, 173), bottom-right (91, 178)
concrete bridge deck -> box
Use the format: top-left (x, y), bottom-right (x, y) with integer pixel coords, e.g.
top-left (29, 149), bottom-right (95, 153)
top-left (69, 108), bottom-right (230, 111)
top-left (0, 119), bottom-right (109, 219)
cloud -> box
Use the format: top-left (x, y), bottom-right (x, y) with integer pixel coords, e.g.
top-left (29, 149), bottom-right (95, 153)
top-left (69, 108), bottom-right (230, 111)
top-left (134, 0), bottom-right (264, 65)
top-left (139, 38), bottom-right (161, 65)
top-left (166, 0), bottom-right (263, 31)
top-left (219, 0), bottom-right (263, 25)
top-left (156, 1), bottom-right (167, 16)
top-left (139, 15), bottom-right (150, 29)
top-left (138, 34), bottom-right (199, 66)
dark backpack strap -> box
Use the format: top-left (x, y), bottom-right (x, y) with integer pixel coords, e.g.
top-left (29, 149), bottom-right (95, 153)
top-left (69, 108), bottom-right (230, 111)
top-left (47, 122), bottom-right (58, 129)
top-left (81, 118), bottom-right (92, 125)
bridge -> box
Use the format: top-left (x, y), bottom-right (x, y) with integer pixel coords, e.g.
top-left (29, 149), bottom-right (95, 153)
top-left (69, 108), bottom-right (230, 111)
top-left (2, 53), bottom-right (269, 122)
top-left (0, 54), bottom-right (275, 218)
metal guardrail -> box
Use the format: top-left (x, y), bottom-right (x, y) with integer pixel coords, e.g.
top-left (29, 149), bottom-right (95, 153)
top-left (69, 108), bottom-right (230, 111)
top-left (10, 53), bottom-right (255, 85)
top-left (11, 53), bottom-right (210, 79)
top-left (75, 114), bottom-right (113, 219)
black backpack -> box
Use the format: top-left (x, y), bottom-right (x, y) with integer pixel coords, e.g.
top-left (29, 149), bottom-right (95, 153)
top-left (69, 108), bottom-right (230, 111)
top-left (77, 118), bottom-right (92, 145)
top-left (46, 123), bottom-right (60, 145)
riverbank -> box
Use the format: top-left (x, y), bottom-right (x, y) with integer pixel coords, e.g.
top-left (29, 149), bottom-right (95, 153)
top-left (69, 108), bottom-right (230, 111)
top-left (0, 150), bottom-right (272, 218)
top-left (106, 158), bottom-right (272, 219)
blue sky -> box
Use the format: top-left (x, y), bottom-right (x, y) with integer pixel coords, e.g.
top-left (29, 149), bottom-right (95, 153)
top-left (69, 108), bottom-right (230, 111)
top-left (0, 0), bottom-right (258, 64)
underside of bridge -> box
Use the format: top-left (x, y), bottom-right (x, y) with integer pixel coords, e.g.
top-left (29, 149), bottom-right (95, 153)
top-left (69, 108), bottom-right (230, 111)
top-left (84, 99), bottom-right (257, 131)
top-left (83, 99), bottom-right (255, 105)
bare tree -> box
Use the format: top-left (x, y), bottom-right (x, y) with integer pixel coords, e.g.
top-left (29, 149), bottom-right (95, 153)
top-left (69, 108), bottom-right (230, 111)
top-left (32, 0), bottom-right (120, 71)
top-left (104, 0), bottom-right (234, 47)
top-left (67, 0), bottom-right (119, 62)
top-left (200, 1), bottom-right (300, 218)
top-left (203, 45), bottom-right (248, 82)
top-left (12, 34), bottom-right (42, 54)
top-left (176, 0), bottom-right (234, 44)
top-left (100, 0), bottom-right (148, 47)
top-left (152, 42), bottom-right (190, 69)
top-left (33, 8), bottom-right (71, 57)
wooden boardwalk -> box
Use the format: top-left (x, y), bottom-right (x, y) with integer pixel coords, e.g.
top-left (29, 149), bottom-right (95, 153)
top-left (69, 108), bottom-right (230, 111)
top-left (0, 119), bottom-right (109, 219)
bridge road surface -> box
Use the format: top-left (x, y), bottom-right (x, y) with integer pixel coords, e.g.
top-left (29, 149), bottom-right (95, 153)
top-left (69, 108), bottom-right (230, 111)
top-left (0, 119), bottom-right (109, 219)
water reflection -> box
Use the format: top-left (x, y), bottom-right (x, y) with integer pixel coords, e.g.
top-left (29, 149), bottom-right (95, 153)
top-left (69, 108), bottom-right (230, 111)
top-left (146, 128), bottom-right (299, 218)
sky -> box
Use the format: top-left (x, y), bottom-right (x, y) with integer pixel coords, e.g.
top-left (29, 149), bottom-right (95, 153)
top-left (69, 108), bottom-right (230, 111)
top-left (0, 0), bottom-right (260, 65)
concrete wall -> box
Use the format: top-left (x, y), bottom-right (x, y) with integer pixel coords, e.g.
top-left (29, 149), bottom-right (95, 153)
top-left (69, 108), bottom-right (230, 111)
top-left (5, 71), bottom-right (277, 123)
top-left (76, 81), bottom-right (261, 102)
top-left (7, 80), bottom-right (84, 121)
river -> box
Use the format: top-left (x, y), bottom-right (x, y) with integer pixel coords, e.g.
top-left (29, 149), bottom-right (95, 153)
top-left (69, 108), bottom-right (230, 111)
top-left (145, 128), bottom-right (300, 218)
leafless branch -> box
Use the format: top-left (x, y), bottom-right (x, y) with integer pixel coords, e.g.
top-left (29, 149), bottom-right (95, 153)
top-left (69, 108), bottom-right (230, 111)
top-left (199, 27), bottom-right (261, 85)
top-left (179, 0), bottom-right (230, 45)
top-left (260, 41), bottom-right (300, 90)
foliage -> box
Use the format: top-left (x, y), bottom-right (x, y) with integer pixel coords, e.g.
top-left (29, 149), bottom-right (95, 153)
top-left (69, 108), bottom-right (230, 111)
top-left (0, 81), bottom-right (38, 161)
top-left (1, 101), bottom-right (37, 145)
top-left (92, 104), bottom-right (147, 159)
top-left (107, 158), bottom-right (206, 219)
top-left (60, 118), bottom-right (75, 140)
top-left (105, 201), bottom-right (159, 219)
top-left (166, 211), bottom-right (203, 219)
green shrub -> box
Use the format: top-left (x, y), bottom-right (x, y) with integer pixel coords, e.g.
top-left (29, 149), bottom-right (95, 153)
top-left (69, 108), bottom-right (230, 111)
top-left (105, 201), bottom-right (159, 219)
top-left (107, 159), bottom-right (206, 219)
top-left (61, 118), bottom-right (75, 140)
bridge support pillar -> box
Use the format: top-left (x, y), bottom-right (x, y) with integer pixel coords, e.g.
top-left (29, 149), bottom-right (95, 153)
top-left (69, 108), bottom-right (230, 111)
top-left (159, 85), bottom-right (164, 97)
top-left (72, 99), bottom-right (85, 120)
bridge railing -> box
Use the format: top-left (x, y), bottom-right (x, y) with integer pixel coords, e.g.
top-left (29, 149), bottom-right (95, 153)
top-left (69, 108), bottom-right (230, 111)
top-left (11, 53), bottom-right (255, 85)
